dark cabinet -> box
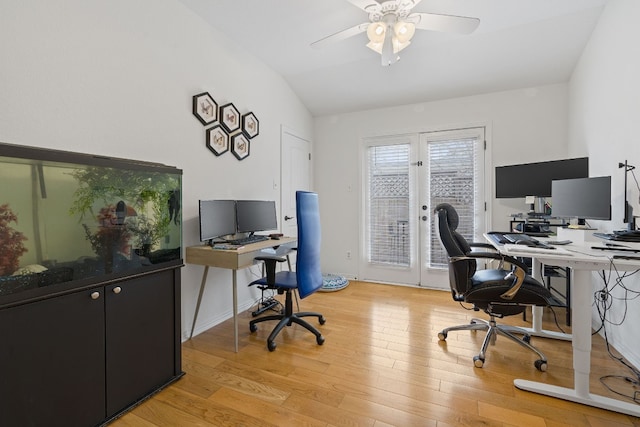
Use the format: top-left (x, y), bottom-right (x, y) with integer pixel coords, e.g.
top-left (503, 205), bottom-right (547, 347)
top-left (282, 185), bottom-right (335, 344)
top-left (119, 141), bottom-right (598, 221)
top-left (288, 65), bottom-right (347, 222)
top-left (0, 267), bottom-right (182, 426)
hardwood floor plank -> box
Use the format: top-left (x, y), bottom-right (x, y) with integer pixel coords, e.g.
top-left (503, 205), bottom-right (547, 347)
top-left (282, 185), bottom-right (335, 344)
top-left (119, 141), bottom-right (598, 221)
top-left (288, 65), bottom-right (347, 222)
top-left (111, 281), bottom-right (640, 427)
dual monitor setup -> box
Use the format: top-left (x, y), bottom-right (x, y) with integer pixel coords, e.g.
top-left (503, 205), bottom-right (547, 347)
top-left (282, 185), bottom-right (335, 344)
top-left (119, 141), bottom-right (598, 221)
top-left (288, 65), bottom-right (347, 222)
top-left (495, 157), bottom-right (618, 228)
top-left (199, 199), bottom-right (278, 245)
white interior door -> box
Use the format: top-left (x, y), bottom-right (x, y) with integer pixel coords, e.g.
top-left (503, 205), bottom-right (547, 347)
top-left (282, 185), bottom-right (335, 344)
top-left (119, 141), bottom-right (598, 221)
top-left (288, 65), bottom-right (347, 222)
top-left (281, 126), bottom-right (311, 238)
top-left (419, 128), bottom-right (486, 289)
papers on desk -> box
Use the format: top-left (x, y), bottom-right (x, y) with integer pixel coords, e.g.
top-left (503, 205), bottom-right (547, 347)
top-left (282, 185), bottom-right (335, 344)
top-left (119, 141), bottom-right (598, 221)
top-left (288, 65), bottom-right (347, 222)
top-left (502, 244), bottom-right (572, 256)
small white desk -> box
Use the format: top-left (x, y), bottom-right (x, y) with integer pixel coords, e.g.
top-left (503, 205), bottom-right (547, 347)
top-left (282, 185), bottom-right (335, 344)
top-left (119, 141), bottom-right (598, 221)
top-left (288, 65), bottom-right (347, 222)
top-left (185, 237), bottom-right (296, 351)
top-left (487, 237), bottom-right (640, 416)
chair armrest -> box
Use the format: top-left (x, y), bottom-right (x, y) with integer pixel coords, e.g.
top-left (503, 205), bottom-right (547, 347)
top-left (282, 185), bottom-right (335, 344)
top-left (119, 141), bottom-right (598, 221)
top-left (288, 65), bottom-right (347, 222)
top-left (468, 242), bottom-right (498, 251)
top-left (458, 252), bottom-right (528, 301)
top-left (254, 255), bottom-right (287, 285)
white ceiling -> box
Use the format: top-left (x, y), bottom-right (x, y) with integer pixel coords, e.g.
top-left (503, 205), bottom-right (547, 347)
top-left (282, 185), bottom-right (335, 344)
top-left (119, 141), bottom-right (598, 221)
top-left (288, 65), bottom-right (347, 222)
top-left (179, 0), bottom-right (609, 117)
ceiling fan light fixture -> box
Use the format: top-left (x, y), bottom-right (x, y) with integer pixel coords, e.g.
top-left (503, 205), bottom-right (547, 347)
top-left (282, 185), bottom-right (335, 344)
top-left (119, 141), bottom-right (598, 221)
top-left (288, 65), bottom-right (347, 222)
top-left (366, 40), bottom-right (383, 54)
top-left (392, 38), bottom-right (411, 53)
top-left (367, 22), bottom-right (386, 43)
top-left (393, 20), bottom-right (415, 44)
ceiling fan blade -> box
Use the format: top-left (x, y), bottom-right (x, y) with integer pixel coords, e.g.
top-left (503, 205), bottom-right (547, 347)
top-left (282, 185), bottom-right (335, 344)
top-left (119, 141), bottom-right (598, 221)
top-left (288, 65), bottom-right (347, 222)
top-left (408, 12), bottom-right (480, 34)
top-left (311, 22), bottom-right (369, 49)
top-left (345, 0), bottom-right (381, 13)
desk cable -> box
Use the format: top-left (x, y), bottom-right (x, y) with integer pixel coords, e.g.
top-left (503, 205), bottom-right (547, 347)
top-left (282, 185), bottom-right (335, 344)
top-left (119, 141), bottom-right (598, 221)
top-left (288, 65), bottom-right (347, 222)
top-left (594, 260), bottom-right (640, 403)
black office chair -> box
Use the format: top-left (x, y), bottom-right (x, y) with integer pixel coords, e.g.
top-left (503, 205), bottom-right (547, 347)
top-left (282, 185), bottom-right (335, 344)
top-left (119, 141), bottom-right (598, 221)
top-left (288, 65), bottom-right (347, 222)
top-left (434, 203), bottom-right (561, 371)
top-left (249, 191), bottom-right (326, 351)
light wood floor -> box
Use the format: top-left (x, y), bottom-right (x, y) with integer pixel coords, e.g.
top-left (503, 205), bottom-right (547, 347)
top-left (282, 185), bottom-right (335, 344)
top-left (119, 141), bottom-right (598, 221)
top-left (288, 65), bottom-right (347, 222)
top-left (112, 281), bottom-right (640, 427)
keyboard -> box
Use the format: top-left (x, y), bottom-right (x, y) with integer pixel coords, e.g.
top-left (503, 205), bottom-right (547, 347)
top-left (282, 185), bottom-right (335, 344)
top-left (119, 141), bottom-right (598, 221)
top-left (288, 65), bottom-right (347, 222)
top-left (594, 231), bottom-right (640, 242)
top-left (503, 233), bottom-right (538, 244)
top-left (225, 234), bottom-right (269, 245)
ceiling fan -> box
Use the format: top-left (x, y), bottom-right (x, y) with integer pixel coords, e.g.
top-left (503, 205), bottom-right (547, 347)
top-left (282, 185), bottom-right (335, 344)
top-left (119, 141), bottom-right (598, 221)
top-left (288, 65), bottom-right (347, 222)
top-left (311, 0), bottom-right (480, 66)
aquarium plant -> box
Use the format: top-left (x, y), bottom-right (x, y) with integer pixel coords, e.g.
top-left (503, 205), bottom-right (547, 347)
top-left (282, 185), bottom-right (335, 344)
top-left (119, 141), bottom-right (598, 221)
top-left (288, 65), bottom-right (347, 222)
top-left (70, 166), bottom-right (179, 257)
top-left (0, 204), bottom-right (28, 276)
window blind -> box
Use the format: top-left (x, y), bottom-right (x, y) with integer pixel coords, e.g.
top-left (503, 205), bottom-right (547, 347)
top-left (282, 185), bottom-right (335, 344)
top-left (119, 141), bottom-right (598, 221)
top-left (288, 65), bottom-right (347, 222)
top-left (366, 144), bottom-right (411, 267)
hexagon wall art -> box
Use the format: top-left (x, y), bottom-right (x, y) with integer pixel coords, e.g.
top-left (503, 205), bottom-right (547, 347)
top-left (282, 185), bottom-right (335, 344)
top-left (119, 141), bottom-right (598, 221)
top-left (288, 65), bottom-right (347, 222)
top-left (205, 125), bottom-right (229, 156)
top-left (220, 103), bottom-right (241, 134)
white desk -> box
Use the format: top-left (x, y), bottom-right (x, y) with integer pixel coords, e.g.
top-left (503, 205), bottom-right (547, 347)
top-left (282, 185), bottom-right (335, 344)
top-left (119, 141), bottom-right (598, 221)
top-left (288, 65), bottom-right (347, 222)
top-left (487, 237), bottom-right (640, 416)
top-left (185, 237), bottom-right (296, 351)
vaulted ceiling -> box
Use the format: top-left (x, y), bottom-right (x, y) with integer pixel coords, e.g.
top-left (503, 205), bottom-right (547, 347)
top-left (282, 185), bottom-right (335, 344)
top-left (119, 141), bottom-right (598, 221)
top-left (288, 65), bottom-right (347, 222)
top-left (179, 0), bottom-right (609, 116)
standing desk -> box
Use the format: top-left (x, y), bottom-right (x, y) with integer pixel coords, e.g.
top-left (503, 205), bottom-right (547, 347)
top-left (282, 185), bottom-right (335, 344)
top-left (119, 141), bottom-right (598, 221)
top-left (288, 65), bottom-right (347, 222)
top-left (185, 237), bottom-right (296, 352)
top-left (486, 237), bottom-right (640, 416)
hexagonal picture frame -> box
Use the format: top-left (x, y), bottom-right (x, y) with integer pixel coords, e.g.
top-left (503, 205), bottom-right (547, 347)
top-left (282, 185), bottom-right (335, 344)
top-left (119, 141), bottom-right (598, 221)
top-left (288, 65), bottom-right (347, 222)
top-left (241, 112), bottom-right (259, 139)
top-left (192, 92), bottom-right (218, 126)
top-left (231, 133), bottom-right (250, 160)
top-left (220, 103), bottom-right (241, 134)
top-left (205, 125), bottom-right (229, 156)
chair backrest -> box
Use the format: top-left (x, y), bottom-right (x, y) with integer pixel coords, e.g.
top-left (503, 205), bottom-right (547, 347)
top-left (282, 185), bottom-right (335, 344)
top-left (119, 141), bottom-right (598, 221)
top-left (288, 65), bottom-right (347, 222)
top-left (295, 191), bottom-right (323, 299)
top-left (434, 203), bottom-right (476, 298)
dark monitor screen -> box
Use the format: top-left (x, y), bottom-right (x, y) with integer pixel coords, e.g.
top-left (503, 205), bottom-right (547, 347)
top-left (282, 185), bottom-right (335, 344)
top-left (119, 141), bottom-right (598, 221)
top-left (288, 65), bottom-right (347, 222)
top-left (198, 199), bottom-right (236, 242)
top-left (236, 200), bottom-right (277, 233)
top-left (495, 157), bottom-right (589, 198)
top-left (551, 176), bottom-right (611, 221)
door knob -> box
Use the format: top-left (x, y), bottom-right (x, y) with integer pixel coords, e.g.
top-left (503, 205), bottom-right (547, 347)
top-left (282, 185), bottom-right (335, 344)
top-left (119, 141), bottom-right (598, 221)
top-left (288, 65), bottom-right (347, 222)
top-left (90, 291), bottom-right (100, 300)
top-left (284, 216), bottom-right (294, 221)
top-left (113, 286), bottom-right (122, 294)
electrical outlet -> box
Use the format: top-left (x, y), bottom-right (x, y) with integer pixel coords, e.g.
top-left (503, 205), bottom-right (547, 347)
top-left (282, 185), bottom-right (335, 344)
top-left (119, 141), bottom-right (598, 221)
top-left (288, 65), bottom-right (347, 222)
top-left (346, 251), bottom-right (351, 259)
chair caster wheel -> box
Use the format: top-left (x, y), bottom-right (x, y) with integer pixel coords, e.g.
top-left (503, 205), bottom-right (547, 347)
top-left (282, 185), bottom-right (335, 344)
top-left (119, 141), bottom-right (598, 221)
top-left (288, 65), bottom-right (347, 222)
top-left (317, 335), bottom-right (325, 345)
top-left (267, 341), bottom-right (277, 352)
top-left (523, 334), bottom-right (531, 344)
top-left (473, 356), bottom-right (484, 368)
top-left (249, 323), bottom-right (258, 333)
top-left (534, 359), bottom-right (547, 372)
top-left (438, 332), bottom-right (447, 341)
top-left (319, 316), bottom-right (326, 325)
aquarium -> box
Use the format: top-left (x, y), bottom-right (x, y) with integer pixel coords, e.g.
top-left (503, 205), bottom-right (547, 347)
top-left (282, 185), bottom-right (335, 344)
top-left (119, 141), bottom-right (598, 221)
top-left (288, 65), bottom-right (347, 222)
top-left (0, 143), bottom-right (182, 303)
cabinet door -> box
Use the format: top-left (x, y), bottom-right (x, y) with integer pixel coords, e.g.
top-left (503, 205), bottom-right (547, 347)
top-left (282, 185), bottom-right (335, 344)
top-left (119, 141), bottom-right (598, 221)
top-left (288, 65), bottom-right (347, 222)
top-left (105, 269), bottom-right (176, 417)
top-left (0, 289), bottom-right (106, 427)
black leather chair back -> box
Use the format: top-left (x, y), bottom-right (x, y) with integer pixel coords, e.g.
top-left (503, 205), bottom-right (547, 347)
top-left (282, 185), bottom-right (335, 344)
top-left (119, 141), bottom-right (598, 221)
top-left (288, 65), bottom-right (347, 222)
top-left (435, 203), bottom-right (476, 300)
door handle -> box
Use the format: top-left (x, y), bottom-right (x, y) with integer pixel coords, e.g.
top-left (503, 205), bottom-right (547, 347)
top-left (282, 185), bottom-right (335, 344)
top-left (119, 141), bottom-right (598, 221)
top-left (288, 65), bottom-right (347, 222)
top-left (284, 216), bottom-right (294, 221)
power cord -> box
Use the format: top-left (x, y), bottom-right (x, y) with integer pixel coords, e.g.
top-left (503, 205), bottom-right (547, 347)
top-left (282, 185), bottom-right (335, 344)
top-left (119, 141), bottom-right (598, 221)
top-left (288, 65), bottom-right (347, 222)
top-left (593, 262), bottom-right (640, 402)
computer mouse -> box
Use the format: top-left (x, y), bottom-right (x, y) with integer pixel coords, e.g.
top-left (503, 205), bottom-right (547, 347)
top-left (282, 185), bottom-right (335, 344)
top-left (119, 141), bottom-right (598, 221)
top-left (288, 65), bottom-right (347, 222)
top-left (515, 239), bottom-right (536, 246)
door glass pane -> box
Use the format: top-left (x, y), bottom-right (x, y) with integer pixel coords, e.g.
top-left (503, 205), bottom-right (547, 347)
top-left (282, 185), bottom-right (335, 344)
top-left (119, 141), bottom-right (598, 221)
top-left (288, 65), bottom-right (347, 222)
top-left (428, 138), bottom-right (478, 268)
top-left (366, 144), bottom-right (410, 267)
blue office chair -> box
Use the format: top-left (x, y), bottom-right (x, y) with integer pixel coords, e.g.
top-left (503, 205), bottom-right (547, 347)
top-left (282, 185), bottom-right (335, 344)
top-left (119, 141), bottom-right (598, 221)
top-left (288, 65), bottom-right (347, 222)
top-left (249, 191), bottom-right (326, 351)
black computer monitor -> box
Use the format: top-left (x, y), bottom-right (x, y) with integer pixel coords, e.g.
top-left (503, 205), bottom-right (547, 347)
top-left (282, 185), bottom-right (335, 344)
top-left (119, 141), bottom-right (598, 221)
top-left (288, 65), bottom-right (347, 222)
top-left (551, 176), bottom-right (611, 225)
top-left (198, 199), bottom-right (236, 242)
top-left (235, 200), bottom-right (277, 234)
top-left (495, 157), bottom-right (589, 198)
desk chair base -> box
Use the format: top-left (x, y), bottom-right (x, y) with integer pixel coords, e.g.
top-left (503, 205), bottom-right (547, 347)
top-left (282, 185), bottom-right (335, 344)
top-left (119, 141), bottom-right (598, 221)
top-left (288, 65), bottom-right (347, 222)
top-left (438, 317), bottom-right (548, 371)
top-left (249, 288), bottom-right (326, 351)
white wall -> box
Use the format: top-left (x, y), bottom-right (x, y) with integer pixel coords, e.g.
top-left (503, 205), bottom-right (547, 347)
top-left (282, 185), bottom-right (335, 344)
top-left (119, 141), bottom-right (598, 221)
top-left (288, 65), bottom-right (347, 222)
top-left (569, 0), bottom-right (640, 368)
top-left (0, 0), bottom-right (313, 339)
top-left (314, 84), bottom-right (571, 278)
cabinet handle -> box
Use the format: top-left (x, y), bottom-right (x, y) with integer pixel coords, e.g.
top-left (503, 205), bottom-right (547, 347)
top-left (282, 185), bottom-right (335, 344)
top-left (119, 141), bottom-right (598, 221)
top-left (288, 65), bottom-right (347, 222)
top-left (90, 291), bottom-right (100, 300)
top-left (113, 286), bottom-right (122, 294)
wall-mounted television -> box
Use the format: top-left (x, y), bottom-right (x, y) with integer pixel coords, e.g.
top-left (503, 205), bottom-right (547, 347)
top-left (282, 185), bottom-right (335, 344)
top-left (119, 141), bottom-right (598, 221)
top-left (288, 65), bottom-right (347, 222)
top-left (495, 157), bottom-right (589, 198)
top-left (551, 176), bottom-right (611, 224)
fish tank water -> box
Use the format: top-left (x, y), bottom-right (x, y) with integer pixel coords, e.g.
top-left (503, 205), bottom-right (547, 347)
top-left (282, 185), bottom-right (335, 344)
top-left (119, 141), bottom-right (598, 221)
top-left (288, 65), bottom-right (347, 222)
top-left (0, 143), bottom-right (182, 304)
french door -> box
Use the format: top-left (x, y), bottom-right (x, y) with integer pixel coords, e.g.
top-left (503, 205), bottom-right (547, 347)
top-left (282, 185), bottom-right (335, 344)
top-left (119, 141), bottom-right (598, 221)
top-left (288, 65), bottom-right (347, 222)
top-left (362, 128), bottom-right (487, 288)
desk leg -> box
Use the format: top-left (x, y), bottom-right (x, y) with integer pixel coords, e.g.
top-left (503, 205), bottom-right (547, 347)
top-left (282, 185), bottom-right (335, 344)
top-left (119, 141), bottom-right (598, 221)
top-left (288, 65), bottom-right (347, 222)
top-left (514, 269), bottom-right (640, 417)
top-left (232, 269), bottom-right (238, 352)
top-left (521, 258), bottom-right (572, 341)
top-left (190, 266), bottom-right (209, 339)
